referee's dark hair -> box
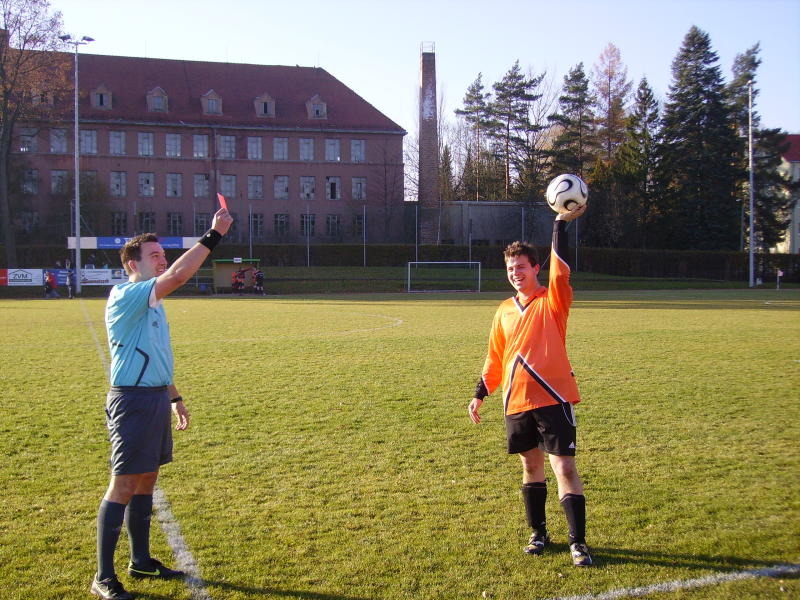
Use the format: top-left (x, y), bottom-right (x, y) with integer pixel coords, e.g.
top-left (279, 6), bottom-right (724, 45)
top-left (120, 233), bottom-right (159, 274)
top-left (503, 241), bottom-right (540, 268)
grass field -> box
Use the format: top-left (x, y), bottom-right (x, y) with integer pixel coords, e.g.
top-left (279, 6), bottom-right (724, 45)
top-left (1, 289), bottom-right (798, 600)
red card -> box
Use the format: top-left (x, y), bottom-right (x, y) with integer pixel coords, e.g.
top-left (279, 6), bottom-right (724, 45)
top-left (217, 193), bottom-right (228, 210)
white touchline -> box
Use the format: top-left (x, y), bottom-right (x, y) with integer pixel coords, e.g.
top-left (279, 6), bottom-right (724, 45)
top-left (81, 299), bottom-right (213, 600)
top-left (539, 563), bottom-right (800, 600)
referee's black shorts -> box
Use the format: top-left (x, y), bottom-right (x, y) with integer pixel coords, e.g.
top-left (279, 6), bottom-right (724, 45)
top-left (505, 402), bottom-right (577, 456)
top-left (105, 386), bottom-right (173, 475)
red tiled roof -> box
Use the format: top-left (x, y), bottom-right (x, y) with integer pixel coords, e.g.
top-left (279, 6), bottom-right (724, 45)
top-left (783, 134), bottom-right (800, 163)
top-left (69, 53), bottom-right (405, 133)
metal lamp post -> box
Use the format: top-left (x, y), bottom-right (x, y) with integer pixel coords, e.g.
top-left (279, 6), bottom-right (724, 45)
top-left (748, 80), bottom-right (755, 288)
top-left (59, 34), bottom-right (94, 294)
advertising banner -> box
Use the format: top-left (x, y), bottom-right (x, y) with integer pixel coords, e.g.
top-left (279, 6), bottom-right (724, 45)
top-left (0, 269), bottom-right (6, 286)
top-left (79, 268), bottom-right (128, 286)
top-left (7, 268), bottom-right (44, 286)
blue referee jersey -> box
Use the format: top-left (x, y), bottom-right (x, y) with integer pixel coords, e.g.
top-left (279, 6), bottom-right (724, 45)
top-left (105, 279), bottom-right (174, 387)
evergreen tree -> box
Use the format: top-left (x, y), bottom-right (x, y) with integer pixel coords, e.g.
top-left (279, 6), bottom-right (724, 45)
top-left (548, 63), bottom-right (596, 179)
top-left (615, 77), bottom-right (660, 248)
top-left (488, 60), bottom-right (544, 199)
top-left (657, 26), bottom-right (740, 250)
top-left (455, 74), bottom-right (492, 200)
top-left (439, 143), bottom-right (456, 204)
top-left (591, 43), bottom-right (632, 161)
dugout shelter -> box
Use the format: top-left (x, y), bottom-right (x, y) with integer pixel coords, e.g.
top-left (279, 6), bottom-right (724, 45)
top-left (212, 259), bottom-right (261, 292)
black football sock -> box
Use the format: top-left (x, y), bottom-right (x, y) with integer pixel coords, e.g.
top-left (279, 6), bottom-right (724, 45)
top-left (97, 499), bottom-right (126, 581)
top-left (560, 493), bottom-right (586, 544)
top-left (521, 481), bottom-right (547, 534)
top-left (125, 494), bottom-right (154, 567)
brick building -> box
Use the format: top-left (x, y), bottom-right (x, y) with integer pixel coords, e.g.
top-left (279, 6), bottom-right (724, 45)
top-left (13, 53), bottom-right (406, 245)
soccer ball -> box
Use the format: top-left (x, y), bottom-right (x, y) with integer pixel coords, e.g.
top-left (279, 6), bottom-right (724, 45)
top-left (545, 174), bottom-right (588, 214)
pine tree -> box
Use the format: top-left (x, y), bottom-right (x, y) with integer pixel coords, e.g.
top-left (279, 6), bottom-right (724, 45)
top-left (548, 63), bottom-right (596, 179)
top-left (658, 26), bottom-right (740, 250)
top-left (592, 43), bottom-right (632, 161)
top-left (455, 74), bottom-right (492, 200)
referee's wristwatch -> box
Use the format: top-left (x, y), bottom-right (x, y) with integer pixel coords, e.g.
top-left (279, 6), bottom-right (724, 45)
top-left (171, 396), bottom-right (183, 404)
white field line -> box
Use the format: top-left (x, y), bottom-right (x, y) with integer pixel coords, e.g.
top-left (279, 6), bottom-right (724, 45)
top-left (80, 300), bottom-right (212, 600)
top-left (540, 563), bottom-right (800, 600)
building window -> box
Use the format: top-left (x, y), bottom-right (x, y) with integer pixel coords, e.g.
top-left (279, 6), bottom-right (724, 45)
top-left (166, 173), bottom-right (182, 197)
top-left (109, 131), bottom-right (126, 155)
top-left (254, 94), bottom-right (275, 117)
top-left (352, 177), bottom-right (367, 200)
top-left (220, 174), bottom-right (236, 197)
top-left (326, 214), bottom-right (341, 237)
top-left (218, 135), bottom-right (236, 159)
top-left (193, 135), bottom-right (209, 158)
top-left (300, 176), bottom-right (315, 200)
top-left (138, 211), bottom-right (155, 232)
top-left (299, 138), bottom-right (314, 161)
top-left (247, 137), bottom-right (262, 160)
top-left (80, 130), bottom-right (97, 155)
top-left (300, 213), bottom-right (315, 237)
top-left (147, 87), bottom-right (168, 112)
top-left (274, 213), bottom-right (289, 236)
top-left (250, 213), bottom-right (264, 239)
top-left (167, 212), bottom-right (183, 236)
top-left (306, 94), bottom-right (327, 119)
top-left (138, 172), bottom-right (155, 197)
top-left (351, 139), bottom-right (365, 163)
top-left (273, 137), bottom-right (288, 160)
top-left (353, 214), bottom-right (364, 236)
top-left (20, 211), bottom-right (39, 233)
top-left (324, 139), bottom-right (340, 162)
top-left (165, 133), bottom-right (181, 157)
top-left (91, 85), bottom-right (112, 109)
top-left (50, 129), bottom-right (67, 153)
top-left (22, 169), bottom-right (38, 194)
top-left (228, 212), bottom-right (239, 240)
top-left (248, 175), bottom-right (263, 200)
top-left (51, 170), bottom-right (68, 194)
top-left (194, 173), bottom-right (209, 198)
top-left (111, 212), bottom-right (127, 236)
top-left (274, 176), bottom-right (289, 201)
top-left (19, 128), bottom-right (37, 152)
top-left (202, 91), bottom-right (222, 115)
top-left (138, 132), bottom-right (154, 156)
top-left (194, 212), bottom-right (211, 236)
top-left (110, 171), bottom-right (127, 197)
top-left (326, 176), bottom-right (341, 200)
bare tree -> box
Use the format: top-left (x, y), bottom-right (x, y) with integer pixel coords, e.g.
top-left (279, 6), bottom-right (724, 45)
top-left (0, 0), bottom-right (67, 267)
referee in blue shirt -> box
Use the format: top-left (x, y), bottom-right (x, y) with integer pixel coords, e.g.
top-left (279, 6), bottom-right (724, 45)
top-left (92, 208), bottom-right (232, 600)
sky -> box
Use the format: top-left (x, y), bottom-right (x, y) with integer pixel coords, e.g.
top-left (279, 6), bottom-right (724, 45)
top-left (51, 0), bottom-right (800, 135)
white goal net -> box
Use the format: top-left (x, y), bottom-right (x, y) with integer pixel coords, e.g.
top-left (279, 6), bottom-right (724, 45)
top-left (406, 261), bottom-right (482, 293)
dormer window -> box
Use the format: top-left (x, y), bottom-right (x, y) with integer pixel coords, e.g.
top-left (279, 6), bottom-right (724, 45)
top-left (147, 87), bottom-right (169, 112)
top-left (31, 90), bottom-right (53, 106)
top-left (202, 90), bottom-right (222, 115)
top-left (254, 93), bottom-right (275, 118)
top-left (91, 84), bottom-right (112, 110)
top-left (306, 94), bottom-right (327, 119)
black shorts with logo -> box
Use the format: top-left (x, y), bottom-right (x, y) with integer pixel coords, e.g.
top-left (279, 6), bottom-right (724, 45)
top-left (505, 402), bottom-right (577, 456)
top-left (106, 386), bottom-right (173, 475)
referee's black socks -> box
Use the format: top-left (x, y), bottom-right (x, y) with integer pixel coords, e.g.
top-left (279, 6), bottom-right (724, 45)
top-left (560, 493), bottom-right (586, 544)
top-left (126, 494), bottom-right (154, 567)
top-left (97, 499), bottom-right (126, 581)
top-left (521, 481), bottom-right (548, 534)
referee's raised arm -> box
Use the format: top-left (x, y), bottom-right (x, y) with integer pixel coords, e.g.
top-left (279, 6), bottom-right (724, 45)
top-left (154, 208), bottom-right (233, 300)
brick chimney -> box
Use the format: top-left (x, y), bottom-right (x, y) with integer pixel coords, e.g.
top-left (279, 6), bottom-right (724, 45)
top-left (418, 43), bottom-right (439, 244)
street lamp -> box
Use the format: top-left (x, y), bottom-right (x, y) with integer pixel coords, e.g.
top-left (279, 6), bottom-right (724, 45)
top-left (59, 34), bottom-right (94, 294)
top-left (747, 79), bottom-right (755, 288)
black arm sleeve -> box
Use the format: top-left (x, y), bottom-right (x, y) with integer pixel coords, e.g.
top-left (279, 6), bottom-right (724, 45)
top-left (552, 219), bottom-right (570, 269)
top-left (474, 377), bottom-right (489, 400)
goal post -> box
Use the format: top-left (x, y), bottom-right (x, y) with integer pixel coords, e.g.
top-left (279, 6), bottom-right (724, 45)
top-left (406, 261), bottom-right (482, 293)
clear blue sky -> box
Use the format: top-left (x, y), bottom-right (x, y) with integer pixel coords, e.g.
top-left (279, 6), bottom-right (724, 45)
top-left (53, 0), bottom-right (800, 134)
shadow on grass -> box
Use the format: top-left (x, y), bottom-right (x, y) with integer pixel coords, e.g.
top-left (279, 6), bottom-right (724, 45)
top-left (202, 579), bottom-right (374, 600)
top-left (589, 545), bottom-right (800, 573)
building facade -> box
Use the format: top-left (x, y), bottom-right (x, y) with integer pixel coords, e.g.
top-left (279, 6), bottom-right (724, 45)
top-left (776, 133), bottom-right (800, 254)
top-left (13, 54), bottom-right (406, 245)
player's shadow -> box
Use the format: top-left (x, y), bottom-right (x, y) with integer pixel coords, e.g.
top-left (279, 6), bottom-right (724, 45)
top-left (586, 545), bottom-right (798, 573)
top-left (201, 579), bottom-right (374, 600)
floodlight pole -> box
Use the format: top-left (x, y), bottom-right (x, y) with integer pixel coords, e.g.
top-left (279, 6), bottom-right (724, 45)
top-left (60, 34), bottom-right (94, 294)
top-left (747, 80), bottom-right (755, 288)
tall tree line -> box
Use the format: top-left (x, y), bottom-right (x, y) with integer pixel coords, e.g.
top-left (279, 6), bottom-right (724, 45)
top-left (446, 26), bottom-right (796, 253)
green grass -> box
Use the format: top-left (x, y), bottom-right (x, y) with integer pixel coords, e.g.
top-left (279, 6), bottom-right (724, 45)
top-left (0, 290), bottom-right (798, 599)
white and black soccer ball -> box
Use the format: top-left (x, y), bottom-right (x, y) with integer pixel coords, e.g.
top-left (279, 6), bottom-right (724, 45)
top-left (545, 174), bottom-right (588, 214)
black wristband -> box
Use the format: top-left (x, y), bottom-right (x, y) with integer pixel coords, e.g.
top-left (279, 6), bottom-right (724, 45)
top-left (474, 377), bottom-right (489, 400)
top-left (171, 396), bottom-right (183, 404)
top-left (199, 229), bottom-right (222, 251)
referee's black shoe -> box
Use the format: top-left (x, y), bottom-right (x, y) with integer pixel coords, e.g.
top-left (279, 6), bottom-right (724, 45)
top-left (90, 575), bottom-right (133, 600)
top-left (523, 530), bottom-right (550, 556)
top-left (128, 558), bottom-right (185, 579)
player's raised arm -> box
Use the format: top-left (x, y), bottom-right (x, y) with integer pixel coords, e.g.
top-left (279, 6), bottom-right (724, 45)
top-left (155, 208), bottom-right (233, 300)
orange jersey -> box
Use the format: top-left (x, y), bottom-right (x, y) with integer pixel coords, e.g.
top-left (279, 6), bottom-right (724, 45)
top-left (480, 233), bottom-right (580, 415)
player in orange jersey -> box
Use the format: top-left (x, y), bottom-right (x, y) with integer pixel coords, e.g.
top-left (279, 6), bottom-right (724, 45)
top-left (468, 203), bottom-right (593, 567)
